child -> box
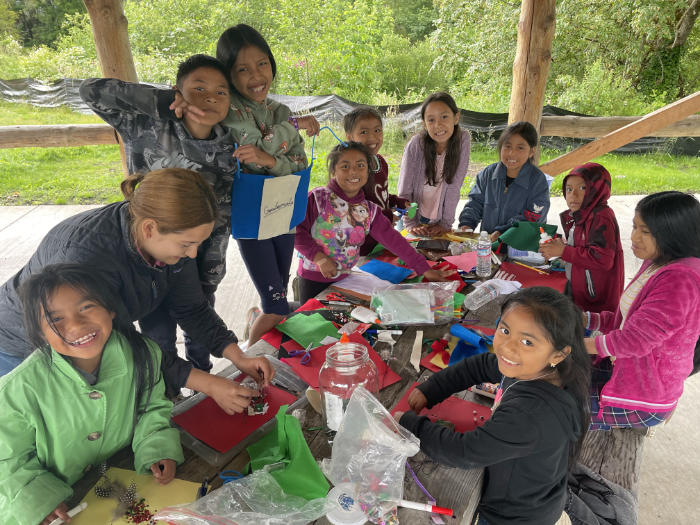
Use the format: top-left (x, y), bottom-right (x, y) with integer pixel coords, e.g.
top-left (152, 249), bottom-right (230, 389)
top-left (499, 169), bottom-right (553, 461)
top-left (396, 287), bottom-right (591, 525)
top-left (0, 264), bottom-right (183, 525)
top-left (215, 24), bottom-right (309, 344)
top-left (539, 163), bottom-right (624, 313)
top-left (343, 106), bottom-right (408, 254)
top-left (295, 142), bottom-right (450, 302)
top-left (80, 54), bottom-right (236, 371)
top-left (458, 121), bottom-right (550, 241)
top-left (397, 92), bottom-right (471, 237)
top-left (585, 191), bottom-right (700, 430)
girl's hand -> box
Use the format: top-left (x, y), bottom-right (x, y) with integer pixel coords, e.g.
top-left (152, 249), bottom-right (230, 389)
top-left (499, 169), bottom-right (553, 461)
top-left (408, 225), bottom-right (429, 236)
top-left (393, 411), bottom-right (405, 423)
top-left (296, 115), bottom-right (320, 136)
top-left (207, 375), bottom-right (259, 415)
top-left (489, 231), bottom-right (501, 242)
top-left (407, 388), bottom-right (428, 413)
top-left (422, 269), bottom-right (456, 282)
top-left (169, 89), bottom-right (206, 122)
top-left (233, 144), bottom-right (276, 169)
top-left (151, 459), bottom-right (176, 485)
top-left (234, 355), bottom-right (275, 387)
top-left (314, 254), bottom-right (339, 279)
top-left (425, 223), bottom-right (449, 236)
top-left (41, 503), bottom-right (69, 525)
top-left (584, 337), bottom-right (598, 356)
top-left (458, 225), bottom-right (474, 233)
top-left (539, 238), bottom-right (565, 260)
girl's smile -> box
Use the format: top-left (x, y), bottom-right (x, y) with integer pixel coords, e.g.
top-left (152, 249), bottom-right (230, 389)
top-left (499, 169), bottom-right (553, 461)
top-left (423, 101), bottom-right (460, 153)
top-left (501, 133), bottom-right (535, 177)
top-left (230, 45), bottom-right (274, 104)
top-left (333, 150), bottom-right (369, 198)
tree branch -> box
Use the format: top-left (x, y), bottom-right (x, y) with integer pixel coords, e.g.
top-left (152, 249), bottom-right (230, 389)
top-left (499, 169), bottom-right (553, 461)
top-left (672, 0), bottom-right (699, 48)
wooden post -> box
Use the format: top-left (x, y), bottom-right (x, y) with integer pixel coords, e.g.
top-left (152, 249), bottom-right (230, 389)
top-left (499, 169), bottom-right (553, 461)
top-left (539, 91), bottom-right (700, 176)
top-left (508, 0), bottom-right (556, 164)
top-left (83, 0), bottom-right (138, 174)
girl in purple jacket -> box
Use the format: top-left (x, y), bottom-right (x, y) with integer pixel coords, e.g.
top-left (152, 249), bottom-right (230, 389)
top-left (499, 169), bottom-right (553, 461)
top-left (585, 191), bottom-right (700, 430)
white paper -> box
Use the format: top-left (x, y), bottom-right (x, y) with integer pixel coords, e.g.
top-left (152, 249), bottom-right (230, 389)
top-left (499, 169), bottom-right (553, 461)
top-left (411, 330), bottom-right (423, 372)
top-left (334, 268), bottom-right (393, 296)
top-left (257, 175), bottom-right (300, 240)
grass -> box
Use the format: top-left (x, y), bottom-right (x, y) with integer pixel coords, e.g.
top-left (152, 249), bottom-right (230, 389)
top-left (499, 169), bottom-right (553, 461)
top-left (1, 101), bottom-right (698, 205)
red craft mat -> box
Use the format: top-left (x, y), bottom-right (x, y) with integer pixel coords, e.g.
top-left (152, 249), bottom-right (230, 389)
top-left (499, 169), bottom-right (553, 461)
top-left (419, 324), bottom-right (496, 372)
top-left (172, 379), bottom-right (297, 453)
top-left (499, 261), bottom-right (567, 292)
top-left (281, 331), bottom-right (401, 390)
top-left (260, 298), bottom-right (328, 348)
top-left (391, 382), bottom-right (492, 433)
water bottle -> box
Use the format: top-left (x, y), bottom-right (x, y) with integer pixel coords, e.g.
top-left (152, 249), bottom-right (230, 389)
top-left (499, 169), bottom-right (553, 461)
top-left (476, 231), bottom-right (492, 278)
top-left (463, 282), bottom-right (500, 311)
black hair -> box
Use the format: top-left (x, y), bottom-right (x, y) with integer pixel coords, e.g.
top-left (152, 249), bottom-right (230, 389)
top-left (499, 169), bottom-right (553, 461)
top-left (635, 191), bottom-right (700, 266)
top-left (19, 264), bottom-right (159, 425)
top-left (343, 106), bottom-right (383, 134)
top-left (326, 141), bottom-right (372, 182)
top-left (419, 91), bottom-right (463, 185)
top-left (497, 120), bottom-right (539, 162)
top-left (175, 54), bottom-right (230, 89)
top-left (500, 287), bottom-right (591, 469)
top-left (216, 24), bottom-right (277, 88)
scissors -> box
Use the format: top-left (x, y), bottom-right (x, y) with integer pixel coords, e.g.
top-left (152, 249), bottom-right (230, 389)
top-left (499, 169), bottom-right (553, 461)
top-left (287, 342), bottom-right (316, 365)
top-left (219, 470), bottom-right (245, 484)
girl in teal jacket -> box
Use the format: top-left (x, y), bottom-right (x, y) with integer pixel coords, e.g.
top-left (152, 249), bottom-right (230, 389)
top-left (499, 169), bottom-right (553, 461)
top-left (0, 264), bottom-right (183, 525)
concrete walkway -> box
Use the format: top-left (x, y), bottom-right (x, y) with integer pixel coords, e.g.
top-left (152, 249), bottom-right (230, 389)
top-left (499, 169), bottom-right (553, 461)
top-left (1, 196), bottom-right (698, 524)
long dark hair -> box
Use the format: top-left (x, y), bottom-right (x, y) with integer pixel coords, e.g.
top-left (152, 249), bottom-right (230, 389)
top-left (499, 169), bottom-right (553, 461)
top-left (19, 264), bottom-right (159, 424)
top-left (420, 91), bottom-right (463, 185)
top-left (216, 24), bottom-right (277, 92)
top-left (501, 287), bottom-right (591, 468)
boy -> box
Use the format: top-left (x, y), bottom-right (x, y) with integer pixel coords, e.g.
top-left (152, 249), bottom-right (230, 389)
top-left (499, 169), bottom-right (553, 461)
top-left (343, 106), bottom-right (408, 254)
top-left (80, 55), bottom-right (235, 371)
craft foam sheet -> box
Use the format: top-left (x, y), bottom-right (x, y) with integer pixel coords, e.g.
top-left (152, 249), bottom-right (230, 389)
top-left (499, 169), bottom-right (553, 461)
top-left (70, 467), bottom-right (199, 525)
top-left (172, 380), bottom-right (297, 453)
top-left (281, 331), bottom-right (401, 389)
top-left (391, 383), bottom-right (492, 433)
top-left (499, 261), bottom-right (567, 292)
top-left (442, 251), bottom-right (478, 272)
top-left (358, 259), bottom-right (413, 283)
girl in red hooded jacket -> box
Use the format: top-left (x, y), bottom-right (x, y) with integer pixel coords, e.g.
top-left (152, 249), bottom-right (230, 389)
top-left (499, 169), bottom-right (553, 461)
top-left (539, 163), bottom-right (624, 313)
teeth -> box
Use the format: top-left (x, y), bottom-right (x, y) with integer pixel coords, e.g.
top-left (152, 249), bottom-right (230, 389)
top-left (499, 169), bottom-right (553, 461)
top-left (70, 332), bottom-right (96, 345)
top-left (501, 355), bottom-right (518, 365)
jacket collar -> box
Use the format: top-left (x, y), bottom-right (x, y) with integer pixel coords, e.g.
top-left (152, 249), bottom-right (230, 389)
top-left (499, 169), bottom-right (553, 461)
top-left (327, 179), bottom-right (367, 204)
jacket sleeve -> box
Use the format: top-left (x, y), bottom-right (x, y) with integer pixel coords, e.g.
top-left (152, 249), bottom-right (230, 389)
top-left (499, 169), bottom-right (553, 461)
top-left (458, 167), bottom-right (488, 229)
top-left (400, 393), bottom-right (540, 470)
top-left (0, 387), bottom-right (72, 524)
top-left (493, 171), bottom-right (550, 233)
top-left (561, 212), bottom-right (619, 271)
top-left (79, 78), bottom-right (176, 139)
top-left (164, 258), bottom-right (238, 358)
top-left (397, 136), bottom-right (421, 228)
top-left (159, 347), bottom-right (194, 397)
top-left (594, 270), bottom-right (700, 359)
top-left (132, 341), bottom-right (184, 473)
top-left (294, 191), bottom-right (324, 262)
top-left (369, 212), bottom-right (431, 275)
top-left (439, 131), bottom-right (471, 230)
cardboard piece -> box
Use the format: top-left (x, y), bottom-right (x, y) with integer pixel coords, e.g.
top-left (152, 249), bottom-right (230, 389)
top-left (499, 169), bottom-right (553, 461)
top-left (71, 467), bottom-right (199, 525)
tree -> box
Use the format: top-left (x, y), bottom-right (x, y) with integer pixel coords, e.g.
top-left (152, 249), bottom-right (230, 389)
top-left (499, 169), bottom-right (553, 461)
top-left (10, 0), bottom-right (85, 46)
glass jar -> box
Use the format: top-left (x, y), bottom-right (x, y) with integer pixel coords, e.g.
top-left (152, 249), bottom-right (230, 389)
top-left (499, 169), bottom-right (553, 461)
top-left (319, 342), bottom-right (379, 432)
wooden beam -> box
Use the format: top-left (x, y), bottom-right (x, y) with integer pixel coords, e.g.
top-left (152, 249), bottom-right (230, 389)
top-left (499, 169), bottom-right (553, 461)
top-left (508, 0), bottom-right (556, 145)
top-left (0, 125), bottom-right (117, 149)
top-left (540, 91), bottom-right (700, 175)
top-left (540, 115), bottom-right (700, 138)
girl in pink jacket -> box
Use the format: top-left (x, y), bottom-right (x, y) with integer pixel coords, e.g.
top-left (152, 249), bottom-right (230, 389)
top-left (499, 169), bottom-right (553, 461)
top-left (585, 191), bottom-right (700, 430)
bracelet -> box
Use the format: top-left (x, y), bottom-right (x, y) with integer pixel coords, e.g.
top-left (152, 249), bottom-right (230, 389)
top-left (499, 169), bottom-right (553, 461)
top-left (289, 116), bottom-right (299, 130)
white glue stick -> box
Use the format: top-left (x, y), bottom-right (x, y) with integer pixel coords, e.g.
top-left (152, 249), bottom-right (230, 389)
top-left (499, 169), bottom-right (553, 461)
top-left (48, 502), bottom-right (88, 525)
top-left (350, 306), bottom-right (381, 325)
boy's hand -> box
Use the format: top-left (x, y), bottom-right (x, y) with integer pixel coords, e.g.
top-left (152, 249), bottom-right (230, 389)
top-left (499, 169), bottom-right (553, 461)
top-left (539, 238), bottom-right (565, 260)
top-left (233, 144), bottom-right (276, 169)
top-left (296, 115), bottom-right (320, 136)
top-left (233, 355), bottom-right (275, 388)
top-left (41, 503), bottom-right (69, 525)
top-left (206, 375), bottom-right (258, 414)
top-left (458, 225), bottom-right (474, 233)
top-left (408, 388), bottom-right (428, 413)
top-left (314, 254), bottom-right (339, 278)
top-left (422, 269), bottom-right (457, 282)
top-left (489, 231), bottom-right (501, 242)
top-left (169, 90), bottom-right (205, 122)
top-left (151, 459), bottom-right (176, 485)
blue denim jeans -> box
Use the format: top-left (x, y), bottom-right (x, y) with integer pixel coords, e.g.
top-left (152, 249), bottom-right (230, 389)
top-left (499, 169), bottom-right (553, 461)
top-left (0, 350), bottom-right (24, 377)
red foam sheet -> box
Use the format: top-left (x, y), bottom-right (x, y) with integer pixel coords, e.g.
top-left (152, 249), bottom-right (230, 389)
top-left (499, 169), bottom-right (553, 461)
top-left (391, 382), bottom-right (492, 433)
top-left (259, 299), bottom-right (328, 348)
top-left (172, 380), bottom-right (297, 453)
top-left (499, 261), bottom-right (567, 292)
top-left (281, 331), bottom-right (401, 390)
top-left (419, 348), bottom-right (447, 372)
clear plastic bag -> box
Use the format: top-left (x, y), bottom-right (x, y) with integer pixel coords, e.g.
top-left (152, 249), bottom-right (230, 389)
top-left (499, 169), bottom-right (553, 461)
top-left (370, 281), bottom-right (459, 324)
top-left (322, 386), bottom-right (420, 524)
top-left (153, 469), bottom-right (329, 525)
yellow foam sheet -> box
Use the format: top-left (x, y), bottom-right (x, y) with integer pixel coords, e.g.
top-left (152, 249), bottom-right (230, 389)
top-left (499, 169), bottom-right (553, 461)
top-left (428, 337), bottom-right (493, 369)
top-left (71, 467), bottom-right (200, 524)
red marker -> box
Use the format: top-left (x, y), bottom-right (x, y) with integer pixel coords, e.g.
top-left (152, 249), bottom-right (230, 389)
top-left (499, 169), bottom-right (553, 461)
top-left (398, 499), bottom-right (454, 517)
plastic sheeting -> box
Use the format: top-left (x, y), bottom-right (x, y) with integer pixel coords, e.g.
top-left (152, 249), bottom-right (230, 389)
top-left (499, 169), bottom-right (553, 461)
top-left (1, 77), bottom-right (697, 155)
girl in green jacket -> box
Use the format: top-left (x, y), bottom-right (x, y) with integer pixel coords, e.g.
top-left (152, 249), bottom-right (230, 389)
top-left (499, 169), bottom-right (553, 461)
top-left (0, 264), bottom-right (183, 525)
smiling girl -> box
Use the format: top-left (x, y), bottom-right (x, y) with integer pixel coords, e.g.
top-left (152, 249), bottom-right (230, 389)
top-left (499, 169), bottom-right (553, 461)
top-left (458, 121), bottom-right (550, 241)
top-left (397, 92), bottom-right (471, 237)
top-left (396, 287), bottom-right (590, 525)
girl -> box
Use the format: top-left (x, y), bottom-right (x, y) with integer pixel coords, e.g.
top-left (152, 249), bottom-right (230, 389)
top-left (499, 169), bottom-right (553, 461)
top-left (458, 121), bottom-right (550, 241)
top-left (0, 264), bottom-right (184, 525)
top-left (585, 191), bottom-right (700, 430)
top-left (0, 169), bottom-right (273, 416)
top-left (396, 287), bottom-right (591, 525)
top-left (397, 92), bottom-right (471, 237)
top-left (216, 24), bottom-right (308, 345)
top-left (539, 163), bottom-right (624, 313)
top-left (295, 142), bottom-right (450, 303)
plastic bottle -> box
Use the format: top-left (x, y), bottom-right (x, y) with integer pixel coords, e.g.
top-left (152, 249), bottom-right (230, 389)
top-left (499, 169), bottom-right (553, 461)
top-left (350, 306), bottom-right (381, 324)
top-left (463, 282), bottom-right (500, 311)
top-left (476, 231), bottom-right (492, 278)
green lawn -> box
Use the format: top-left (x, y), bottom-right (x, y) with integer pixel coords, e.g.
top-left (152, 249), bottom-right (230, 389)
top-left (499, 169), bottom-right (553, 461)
top-left (1, 101), bottom-right (698, 205)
